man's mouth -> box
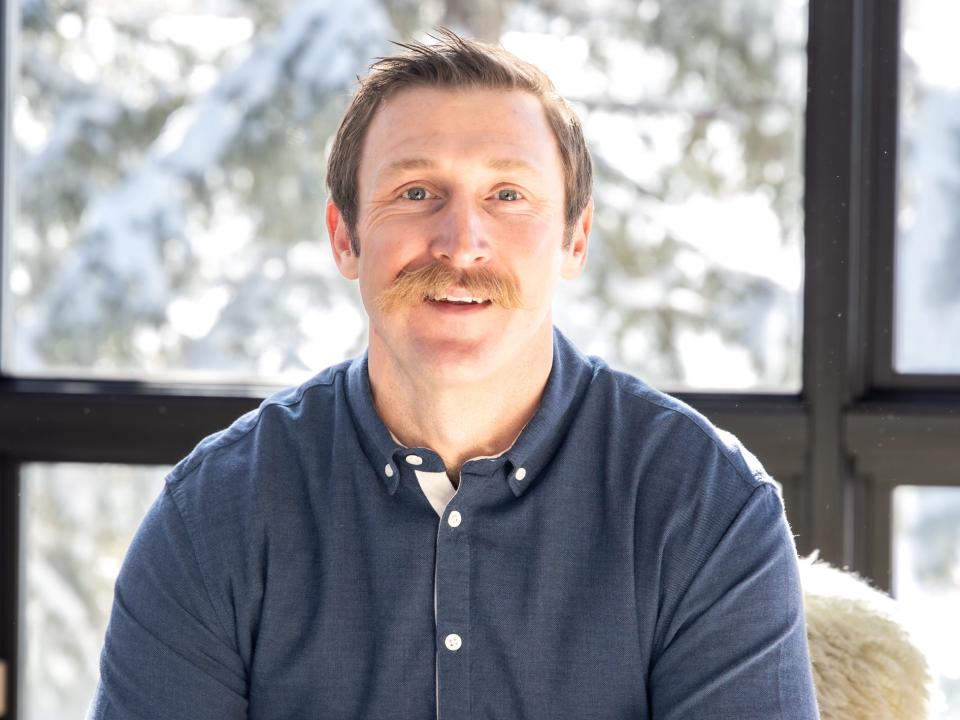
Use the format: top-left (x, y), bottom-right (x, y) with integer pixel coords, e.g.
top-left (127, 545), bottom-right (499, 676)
top-left (426, 293), bottom-right (491, 305)
top-left (375, 264), bottom-right (522, 313)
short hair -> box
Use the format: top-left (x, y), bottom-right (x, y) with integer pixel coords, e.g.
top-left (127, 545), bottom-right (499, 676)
top-left (326, 28), bottom-right (593, 254)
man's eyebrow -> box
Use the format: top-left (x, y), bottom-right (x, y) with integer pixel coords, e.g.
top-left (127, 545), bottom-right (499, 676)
top-left (379, 156), bottom-right (538, 177)
top-left (485, 157), bottom-right (538, 173)
top-left (382, 157), bottom-right (437, 175)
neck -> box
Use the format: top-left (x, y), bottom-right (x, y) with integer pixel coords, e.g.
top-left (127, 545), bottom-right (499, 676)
top-left (368, 338), bottom-right (553, 483)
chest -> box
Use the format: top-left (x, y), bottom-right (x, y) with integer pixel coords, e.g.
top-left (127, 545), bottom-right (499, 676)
top-left (244, 471), bottom-right (652, 719)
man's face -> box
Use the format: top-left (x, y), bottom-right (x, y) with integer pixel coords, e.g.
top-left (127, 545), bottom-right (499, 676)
top-left (327, 86), bottom-right (590, 387)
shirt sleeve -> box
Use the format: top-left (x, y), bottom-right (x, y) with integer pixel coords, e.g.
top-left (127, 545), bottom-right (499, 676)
top-left (87, 484), bottom-right (249, 720)
top-left (648, 483), bottom-right (820, 719)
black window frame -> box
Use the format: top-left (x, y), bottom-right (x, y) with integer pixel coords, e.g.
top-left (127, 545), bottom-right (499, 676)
top-left (2, 0), bottom-right (960, 717)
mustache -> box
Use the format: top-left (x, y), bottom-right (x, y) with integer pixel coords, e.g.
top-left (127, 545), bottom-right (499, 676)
top-left (375, 263), bottom-right (523, 313)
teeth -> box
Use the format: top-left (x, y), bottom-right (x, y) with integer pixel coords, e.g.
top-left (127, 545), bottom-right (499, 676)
top-left (431, 295), bottom-right (486, 304)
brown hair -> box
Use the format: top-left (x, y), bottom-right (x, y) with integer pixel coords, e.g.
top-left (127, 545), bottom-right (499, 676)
top-left (326, 28), bottom-right (593, 254)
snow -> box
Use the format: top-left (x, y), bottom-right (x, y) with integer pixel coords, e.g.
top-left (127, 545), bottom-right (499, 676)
top-left (148, 14), bottom-right (255, 54)
top-left (902, 2), bottom-right (960, 89)
top-left (663, 192), bottom-right (801, 290)
top-left (588, 111), bottom-right (690, 188)
top-left (19, 92), bottom-right (123, 182)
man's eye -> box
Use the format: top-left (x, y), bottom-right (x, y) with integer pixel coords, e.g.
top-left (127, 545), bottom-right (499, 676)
top-left (497, 189), bottom-right (522, 201)
top-left (401, 187), bottom-right (431, 201)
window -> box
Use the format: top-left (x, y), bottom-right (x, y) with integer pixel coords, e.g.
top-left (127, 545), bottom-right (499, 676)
top-left (893, 486), bottom-right (960, 717)
top-left (894, 0), bottom-right (960, 374)
top-left (18, 464), bottom-right (167, 720)
top-left (5, 0), bottom-right (806, 391)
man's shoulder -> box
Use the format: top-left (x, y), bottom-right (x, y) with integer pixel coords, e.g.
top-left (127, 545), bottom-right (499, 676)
top-left (586, 363), bottom-right (790, 599)
top-left (587, 359), bottom-right (773, 494)
top-left (166, 358), bottom-right (352, 487)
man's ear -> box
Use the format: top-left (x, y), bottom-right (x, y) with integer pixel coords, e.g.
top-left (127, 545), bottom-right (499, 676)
top-left (327, 199), bottom-right (359, 280)
top-left (561, 198), bottom-right (592, 280)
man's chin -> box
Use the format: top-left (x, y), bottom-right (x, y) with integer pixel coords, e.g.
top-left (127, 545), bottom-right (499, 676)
top-left (367, 308), bottom-right (550, 386)
top-left (413, 335), bottom-right (498, 368)
top-left (389, 331), bottom-right (506, 382)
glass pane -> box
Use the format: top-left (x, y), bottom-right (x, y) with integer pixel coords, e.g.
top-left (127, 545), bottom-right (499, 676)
top-left (893, 485), bottom-right (960, 719)
top-left (895, 0), bottom-right (960, 373)
top-left (18, 463), bottom-right (168, 720)
top-left (7, 0), bottom-right (805, 391)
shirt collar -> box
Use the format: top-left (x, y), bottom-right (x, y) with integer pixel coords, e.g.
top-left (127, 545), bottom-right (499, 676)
top-left (344, 327), bottom-right (595, 498)
top-left (346, 353), bottom-right (405, 494)
top-left (498, 328), bottom-right (594, 497)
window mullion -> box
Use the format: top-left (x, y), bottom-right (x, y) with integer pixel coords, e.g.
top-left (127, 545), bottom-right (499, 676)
top-left (803, 0), bottom-right (868, 568)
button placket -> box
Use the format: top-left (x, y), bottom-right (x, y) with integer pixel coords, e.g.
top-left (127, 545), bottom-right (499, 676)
top-left (435, 475), bottom-right (471, 718)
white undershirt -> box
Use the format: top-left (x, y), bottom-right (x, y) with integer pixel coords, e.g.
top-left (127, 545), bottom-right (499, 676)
top-left (388, 430), bottom-right (517, 518)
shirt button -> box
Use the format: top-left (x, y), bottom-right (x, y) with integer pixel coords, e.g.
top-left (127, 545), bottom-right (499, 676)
top-left (405, 454), bottom-right (423, 466)
top-left (444, 633), bottom-right (462, 651)
top-left (515, 467), bottom-right (527, 481)
top-left (384, 464), bottom-right (394, 478)
top-left (447, 510), bottom-right (462, 528)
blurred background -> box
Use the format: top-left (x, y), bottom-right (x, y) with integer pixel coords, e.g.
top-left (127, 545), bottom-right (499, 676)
top-left (1, 0), bottom-right (958, 717)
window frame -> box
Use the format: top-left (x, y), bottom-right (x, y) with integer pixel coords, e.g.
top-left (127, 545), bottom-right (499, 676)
top-left (2, 0), bottom-right (960, 717)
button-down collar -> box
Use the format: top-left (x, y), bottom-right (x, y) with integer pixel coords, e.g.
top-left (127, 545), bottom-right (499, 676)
top-left (345, 328), bottom-right (594, 497)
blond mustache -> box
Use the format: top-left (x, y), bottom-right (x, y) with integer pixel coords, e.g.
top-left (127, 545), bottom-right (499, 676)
top-left (376, 263), bottom-right (523, 313)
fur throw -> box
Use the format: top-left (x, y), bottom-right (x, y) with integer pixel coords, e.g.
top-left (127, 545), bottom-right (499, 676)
top-left (799, 554), bottom-right (932, 719)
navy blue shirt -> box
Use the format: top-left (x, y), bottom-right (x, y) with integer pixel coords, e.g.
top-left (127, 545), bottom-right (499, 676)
top-left (89, 330), bottom-right (818, 719)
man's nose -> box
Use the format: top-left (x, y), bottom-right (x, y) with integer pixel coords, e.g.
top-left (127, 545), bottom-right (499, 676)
top-left (430, 197), bottom-right (490, 267)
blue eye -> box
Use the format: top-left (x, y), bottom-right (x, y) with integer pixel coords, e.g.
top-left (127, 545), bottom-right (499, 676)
top-left (497, 189), bottom-right (521, 201)
top-left (402, 187), bottom-right (429, 201)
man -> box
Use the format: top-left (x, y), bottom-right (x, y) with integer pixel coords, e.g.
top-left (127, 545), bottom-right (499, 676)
top-left (90, 30), bottom-right (819, 719)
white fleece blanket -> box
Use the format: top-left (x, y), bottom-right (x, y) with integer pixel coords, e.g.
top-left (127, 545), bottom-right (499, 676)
top-left (800, 555), bottom-right (933, 719)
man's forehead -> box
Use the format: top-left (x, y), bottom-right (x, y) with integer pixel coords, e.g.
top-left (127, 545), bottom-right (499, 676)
top-left (365, 86), bottom-right (551, 141)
